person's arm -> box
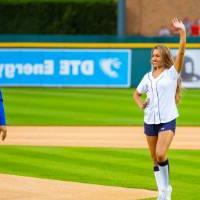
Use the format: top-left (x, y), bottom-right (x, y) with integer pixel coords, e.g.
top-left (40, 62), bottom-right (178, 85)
top-left (172, 17), bottom-right (186, 73)
top-left (0, 126), bottom-right (7, 141)
top-left (133, 90), bottom-right (149, 110)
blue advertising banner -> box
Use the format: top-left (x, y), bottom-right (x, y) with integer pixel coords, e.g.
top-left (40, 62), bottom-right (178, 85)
top-left (0, 49), bottom-right (131, 87)
top-left (172, 49), bottom-right (200, 88)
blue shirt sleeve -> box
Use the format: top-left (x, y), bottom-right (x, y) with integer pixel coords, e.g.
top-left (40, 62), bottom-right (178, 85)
top-left (0, 90), bottom-right (3, 101)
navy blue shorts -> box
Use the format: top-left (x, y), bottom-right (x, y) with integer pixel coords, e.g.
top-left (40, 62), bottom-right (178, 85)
top-left (0, 100), bottom-right (6, 125)
top-left (144, 119), bottom-right (176, 136)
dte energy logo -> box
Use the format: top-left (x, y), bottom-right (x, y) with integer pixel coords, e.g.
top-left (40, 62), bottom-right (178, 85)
top-left (60, 58), bottom-right (121, 78)
top-left (0, 49), bottom-right (130, 87)
top-left (60, 60), bottom-right (94, 76)
top-left (0, 58), bottom-right (121, 79)
top-left (100, 58), bottom-right (121, 78)
top-left (0, 60), bottom-right (54, 78)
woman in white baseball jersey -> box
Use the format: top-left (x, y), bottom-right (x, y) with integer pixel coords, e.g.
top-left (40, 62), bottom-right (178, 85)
top-left (134, 18), bottom-right (186, 200)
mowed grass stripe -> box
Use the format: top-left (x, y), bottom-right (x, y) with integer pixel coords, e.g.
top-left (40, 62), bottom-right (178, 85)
top-left (0, 146), bottom-right (153, 188)
top-left (0, 146), bottom-right (199, 199)
top-left (3, 88), bottom-right (136, 125)
top-left (2, 88), bottom-right (200, 125)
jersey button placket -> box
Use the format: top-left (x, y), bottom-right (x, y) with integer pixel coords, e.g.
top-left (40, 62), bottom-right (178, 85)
top-left (153, 82), bottom-right (159, 124)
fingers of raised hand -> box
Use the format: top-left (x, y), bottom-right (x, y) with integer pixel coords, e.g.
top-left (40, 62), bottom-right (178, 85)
top-left (172, 17), bottom-right (185, 31)
top-left (172, 17), bottom-right (179, 24)
top-left (172, 17), bottom-right (181, 26)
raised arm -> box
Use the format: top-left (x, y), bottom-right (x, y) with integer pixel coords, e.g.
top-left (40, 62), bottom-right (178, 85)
top-left (172, 17), bottom-right (186, 73)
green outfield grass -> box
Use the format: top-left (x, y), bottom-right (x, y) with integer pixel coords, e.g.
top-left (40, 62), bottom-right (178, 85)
top-left (0, 146), bottom-right (199, 199)
top-left (2, 87), bottom-right (200, 126)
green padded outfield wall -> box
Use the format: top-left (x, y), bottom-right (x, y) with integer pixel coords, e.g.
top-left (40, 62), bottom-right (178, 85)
top-left (0, 35), bottom-right (199, 87)
top-left (131, 49), bottom-right (151, 87)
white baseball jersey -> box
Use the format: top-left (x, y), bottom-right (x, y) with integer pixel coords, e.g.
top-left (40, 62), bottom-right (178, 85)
top-left (137, 65), bottom-right (180, 124)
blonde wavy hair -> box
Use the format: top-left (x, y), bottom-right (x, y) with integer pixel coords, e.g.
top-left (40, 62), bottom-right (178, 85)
top-left (152, 45), bottom-right (182, 104)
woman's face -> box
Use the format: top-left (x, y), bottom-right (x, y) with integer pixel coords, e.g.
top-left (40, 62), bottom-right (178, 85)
top-left (151, 49), bottom-right (163, 69)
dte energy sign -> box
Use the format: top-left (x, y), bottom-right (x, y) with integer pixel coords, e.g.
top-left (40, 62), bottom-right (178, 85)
top-left (0, 49), bottom-right (131, 87)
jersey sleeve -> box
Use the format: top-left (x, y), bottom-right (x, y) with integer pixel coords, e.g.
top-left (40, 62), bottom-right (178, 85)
top-left (167, 65), bottom-right (180, 80)
top-left (136, 74), bottom-right (148, 94)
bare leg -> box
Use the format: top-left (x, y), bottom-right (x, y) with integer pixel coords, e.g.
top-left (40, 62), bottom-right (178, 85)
top-left (156, 131), bottom-right (174, 162)
top-left (146, 135), bottom-right (158, 165)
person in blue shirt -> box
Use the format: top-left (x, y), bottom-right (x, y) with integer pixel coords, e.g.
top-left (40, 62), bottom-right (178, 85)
top-left (0, 90), bottom-right (7, 141)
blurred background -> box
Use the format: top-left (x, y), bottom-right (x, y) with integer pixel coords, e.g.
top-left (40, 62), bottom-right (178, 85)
top-left (0, 2), bottom-right (200, 199)
top-left (0, 0), bottom-right (200, 126)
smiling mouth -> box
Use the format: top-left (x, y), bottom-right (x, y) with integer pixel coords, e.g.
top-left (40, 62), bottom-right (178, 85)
top-left (152, 62), bottom-right (158, 65)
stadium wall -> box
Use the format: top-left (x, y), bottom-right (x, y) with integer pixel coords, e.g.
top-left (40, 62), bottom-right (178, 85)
top-left (126, 0), bottom-right (200, 36)
top-left (0, 35), bottom-right (200, 88)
